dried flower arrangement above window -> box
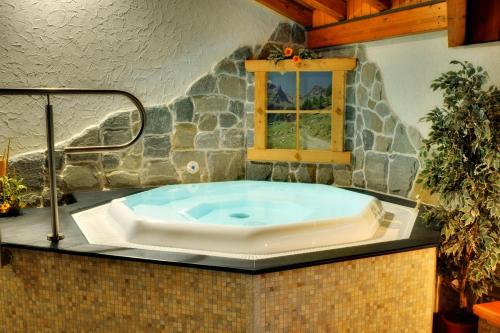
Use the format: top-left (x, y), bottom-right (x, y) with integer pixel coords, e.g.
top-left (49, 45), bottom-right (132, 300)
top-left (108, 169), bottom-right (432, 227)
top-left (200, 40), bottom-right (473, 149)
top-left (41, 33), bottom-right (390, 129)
top-left (245, 56), bottom-right (357, 164)
top-left (267, 45), bottom-right (321, 64)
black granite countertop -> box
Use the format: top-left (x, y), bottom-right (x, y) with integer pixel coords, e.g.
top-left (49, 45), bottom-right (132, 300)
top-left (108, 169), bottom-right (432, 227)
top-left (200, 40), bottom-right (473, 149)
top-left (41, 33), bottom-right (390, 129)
top-left (0, 187), bottom-right (440, 274)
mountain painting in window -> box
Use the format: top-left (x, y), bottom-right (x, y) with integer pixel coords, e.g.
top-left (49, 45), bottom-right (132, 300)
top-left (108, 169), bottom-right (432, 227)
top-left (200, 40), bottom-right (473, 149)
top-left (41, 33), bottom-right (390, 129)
top-left (300, 72), bottom-right (332, 111)
top-left (267, 72), bottom-right (296, 110)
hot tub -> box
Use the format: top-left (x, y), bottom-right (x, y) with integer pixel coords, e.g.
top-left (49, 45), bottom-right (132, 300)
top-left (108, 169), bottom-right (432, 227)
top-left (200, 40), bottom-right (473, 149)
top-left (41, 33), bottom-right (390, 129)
top-left (73, 181), bottom-right (417, 259)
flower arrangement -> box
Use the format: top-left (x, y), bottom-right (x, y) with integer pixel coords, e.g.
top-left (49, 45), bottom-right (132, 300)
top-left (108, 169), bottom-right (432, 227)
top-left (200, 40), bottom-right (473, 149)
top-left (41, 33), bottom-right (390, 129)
top-left (267, 45), bottom-right (320, 64)
top-left (0, 140), bottom-right (27, 216)
top-left (0, 176), bottom-right (27, 215)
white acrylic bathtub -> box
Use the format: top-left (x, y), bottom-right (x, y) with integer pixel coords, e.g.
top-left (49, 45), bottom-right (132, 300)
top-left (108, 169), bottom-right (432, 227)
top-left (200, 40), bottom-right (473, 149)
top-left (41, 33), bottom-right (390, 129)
top-left (73, 181), bottom-right (417, 259)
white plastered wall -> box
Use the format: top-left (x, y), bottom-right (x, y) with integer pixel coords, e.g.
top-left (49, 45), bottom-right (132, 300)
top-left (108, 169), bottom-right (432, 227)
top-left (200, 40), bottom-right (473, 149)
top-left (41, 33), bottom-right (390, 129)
top-left (364, 31), bottom-right (500, 136)
top-left (0, 0), bottom-right (286, 154)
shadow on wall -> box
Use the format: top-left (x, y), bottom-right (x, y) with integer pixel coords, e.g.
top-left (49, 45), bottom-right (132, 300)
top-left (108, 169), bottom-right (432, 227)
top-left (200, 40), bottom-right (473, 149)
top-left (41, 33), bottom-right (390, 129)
top-left (8, 22), bottom-right (424, 206)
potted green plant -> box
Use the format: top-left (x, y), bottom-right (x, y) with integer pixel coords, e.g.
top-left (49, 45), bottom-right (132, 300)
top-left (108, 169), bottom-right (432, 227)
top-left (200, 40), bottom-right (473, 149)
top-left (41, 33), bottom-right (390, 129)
top-left (418, 61), bottom-right (499, 333)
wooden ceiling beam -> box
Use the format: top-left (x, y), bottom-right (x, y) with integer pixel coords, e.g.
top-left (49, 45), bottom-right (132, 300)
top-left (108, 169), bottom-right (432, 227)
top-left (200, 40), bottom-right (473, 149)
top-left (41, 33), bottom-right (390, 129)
top-left (447, 0), bottom-right (467, 46)
top-left (255, 0), bottom-right (313, 27)
top-left (308, 2), bottom-right (447, 48)
top-left (301, 0), bottom-right (346, 20)
top-left (365, 0), bottom-right (392, 11)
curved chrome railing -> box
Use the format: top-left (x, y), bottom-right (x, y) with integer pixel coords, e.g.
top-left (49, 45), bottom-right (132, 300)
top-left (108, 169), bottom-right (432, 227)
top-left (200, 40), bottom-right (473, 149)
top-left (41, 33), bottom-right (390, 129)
top-left (0, 88), bottom-right (147, 242)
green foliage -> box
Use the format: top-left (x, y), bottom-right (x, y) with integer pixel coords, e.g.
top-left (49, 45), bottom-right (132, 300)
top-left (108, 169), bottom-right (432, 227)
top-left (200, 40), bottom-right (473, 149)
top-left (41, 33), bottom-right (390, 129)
top-left (418, 61), bottom-right (499, 308)
top-left (0, 175), bottom-right (27, 215)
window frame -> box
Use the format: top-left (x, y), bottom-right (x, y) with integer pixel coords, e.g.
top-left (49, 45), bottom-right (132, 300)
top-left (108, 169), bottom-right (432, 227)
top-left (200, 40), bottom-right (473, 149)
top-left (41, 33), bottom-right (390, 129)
top-left (245, 58), bottom-right (357, 164)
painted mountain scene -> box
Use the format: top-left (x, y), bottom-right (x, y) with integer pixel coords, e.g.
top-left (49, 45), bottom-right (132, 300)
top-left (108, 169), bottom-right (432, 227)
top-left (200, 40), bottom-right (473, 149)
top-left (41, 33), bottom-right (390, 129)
top-left (300, 72), bottom-right (332, 110)
top-left (267, 72), bottom-right (296, 110)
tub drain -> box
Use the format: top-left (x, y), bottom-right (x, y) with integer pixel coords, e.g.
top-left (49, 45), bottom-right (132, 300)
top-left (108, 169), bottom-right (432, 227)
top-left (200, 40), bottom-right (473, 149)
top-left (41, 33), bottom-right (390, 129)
top-left (229, 213), bottom-right (250, 219)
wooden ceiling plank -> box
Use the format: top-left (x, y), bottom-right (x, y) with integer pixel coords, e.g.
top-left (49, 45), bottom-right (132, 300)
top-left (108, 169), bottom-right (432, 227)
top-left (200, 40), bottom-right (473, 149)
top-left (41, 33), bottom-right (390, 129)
top-left (293, 0), bottom-right (316, 10)
top-left (255, 0), bottom-right (313, 27)
top-left (307, 2), bottom-right (447, 48)
top-left (447, 0), bottom-right (467, 46)
top-left (313, 9), bottom-right (339, 27)
top-left (365, 0), bottom-right (392, 11)
top-left (301, 0), bottom-right (347, 20)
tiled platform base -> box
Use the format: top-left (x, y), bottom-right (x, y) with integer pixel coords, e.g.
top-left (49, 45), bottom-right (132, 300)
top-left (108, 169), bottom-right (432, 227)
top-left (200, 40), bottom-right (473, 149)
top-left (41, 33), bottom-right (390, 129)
top-left (480, 319), bottom-right (500, 333)
top-left (0, 247), bottom-right (436, 332)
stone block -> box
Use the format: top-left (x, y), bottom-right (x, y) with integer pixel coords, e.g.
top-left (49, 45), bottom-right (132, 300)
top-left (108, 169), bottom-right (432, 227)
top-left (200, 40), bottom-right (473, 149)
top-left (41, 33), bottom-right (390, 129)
top-left (362, 110), bottom-right (383, 132)
top-left (171, 97), bottom-right (194, 123)
top-left (144, 135), bottom-right (171, 158)
top-left (207, 151), bottom-right (244, 181)
top-left (345, 105), bottom-right (356, 121)
top-left (364, 152), bottom-right (388, 192)
top-left (316, 165), bottom-right (333, 185)
top-left (217, 75), bottom-right (246, 100)
top-left (271, 163), bottom-right (290, 182)
top-left (144, 106), bottom-right (172, 135)
top-left (296, 164), bottom-right (316, 183)
top-left (220, 129), bottom-right (244, 149)
top-left (106, 171), bottom-right (139, 188)
top-left (356, 85), bottom-right (368, 107)
top-left (384, 115), bottom-right (397, 135)
top-left (388, 155), bottom-right (419, 197)
top-left (193, 95), bottom-right (229, 113)
top-left (291, 24), bottom-right (306, 44)
top-left (375, 102), bottom-right (391, 118)
top-left (198, 113), bottom-right (218, 131)
top-left (361, 63), bottom-right (377, 88)
top-left (102, 128), bottom-right (132, 146)
top-left (62, 164), bottom-right (100, 191)
top-left (362, 130), bottom-right (374, 150)
top-left (102, 111), bottom-right (131, 130)
top-left (186, 74), bottom-right (216, 96)
top-left (270, 23), bottom-right (291, 43)
top-left (140, 160), bottom-right (179, 186)
top-left (246, 161), bottom-right (272, 180)
top-left (353, 147), bottom-right (364, 170)
top-left (391, 124), bottom-right (416, 154)
top-left (229, 100), bottom-right (244, 119)
top-left (9, 152), bottom-right (45, 190)
top-left (102, 153), bottom-right (120, 171)
top-left (172, 123), bottom-right (197, 149)
top-left (70, 126), bottom-right (101, 147)
top-left (214, 59), bottom-right (237, 75)
top-left (374, 135), bottom-right (392, 152)
top-left (219, 113), bottom-right (238, 128)
top-left (195, 132), bottom-right (219, 149)
top-left (229, 46), bottom-right (252, 61)
top-left (352, 170), bottom-right (365, 187)
top-left (333, 165), bottom-right (352, 187)
top-left (371, 82), bottom-right (383, 101)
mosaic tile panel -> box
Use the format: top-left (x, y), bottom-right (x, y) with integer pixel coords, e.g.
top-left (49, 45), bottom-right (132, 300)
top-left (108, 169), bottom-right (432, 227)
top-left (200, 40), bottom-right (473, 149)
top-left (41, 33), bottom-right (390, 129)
top-left (0, 247), bottom-right (436, 332)
top-left (0, 249), bottom-right (254, 333)
top-left (480, 319), bottom-right (500, 333)
top-left (254, 248), bottom-right (437, 333)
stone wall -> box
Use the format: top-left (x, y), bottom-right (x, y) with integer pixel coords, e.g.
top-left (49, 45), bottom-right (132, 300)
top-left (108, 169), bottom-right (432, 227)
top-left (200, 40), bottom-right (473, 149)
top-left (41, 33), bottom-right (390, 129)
top-left (246, 40), bottom-right (423, 198)
top-left (8, 23), bottom-right (306, 206)
top-left (8, 22), bottom-right (424, 205)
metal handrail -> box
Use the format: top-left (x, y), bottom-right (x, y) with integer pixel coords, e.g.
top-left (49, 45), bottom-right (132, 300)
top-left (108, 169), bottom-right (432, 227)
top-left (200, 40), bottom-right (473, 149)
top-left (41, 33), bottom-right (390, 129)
top-left (0, 88), bottom-right (147, 242)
